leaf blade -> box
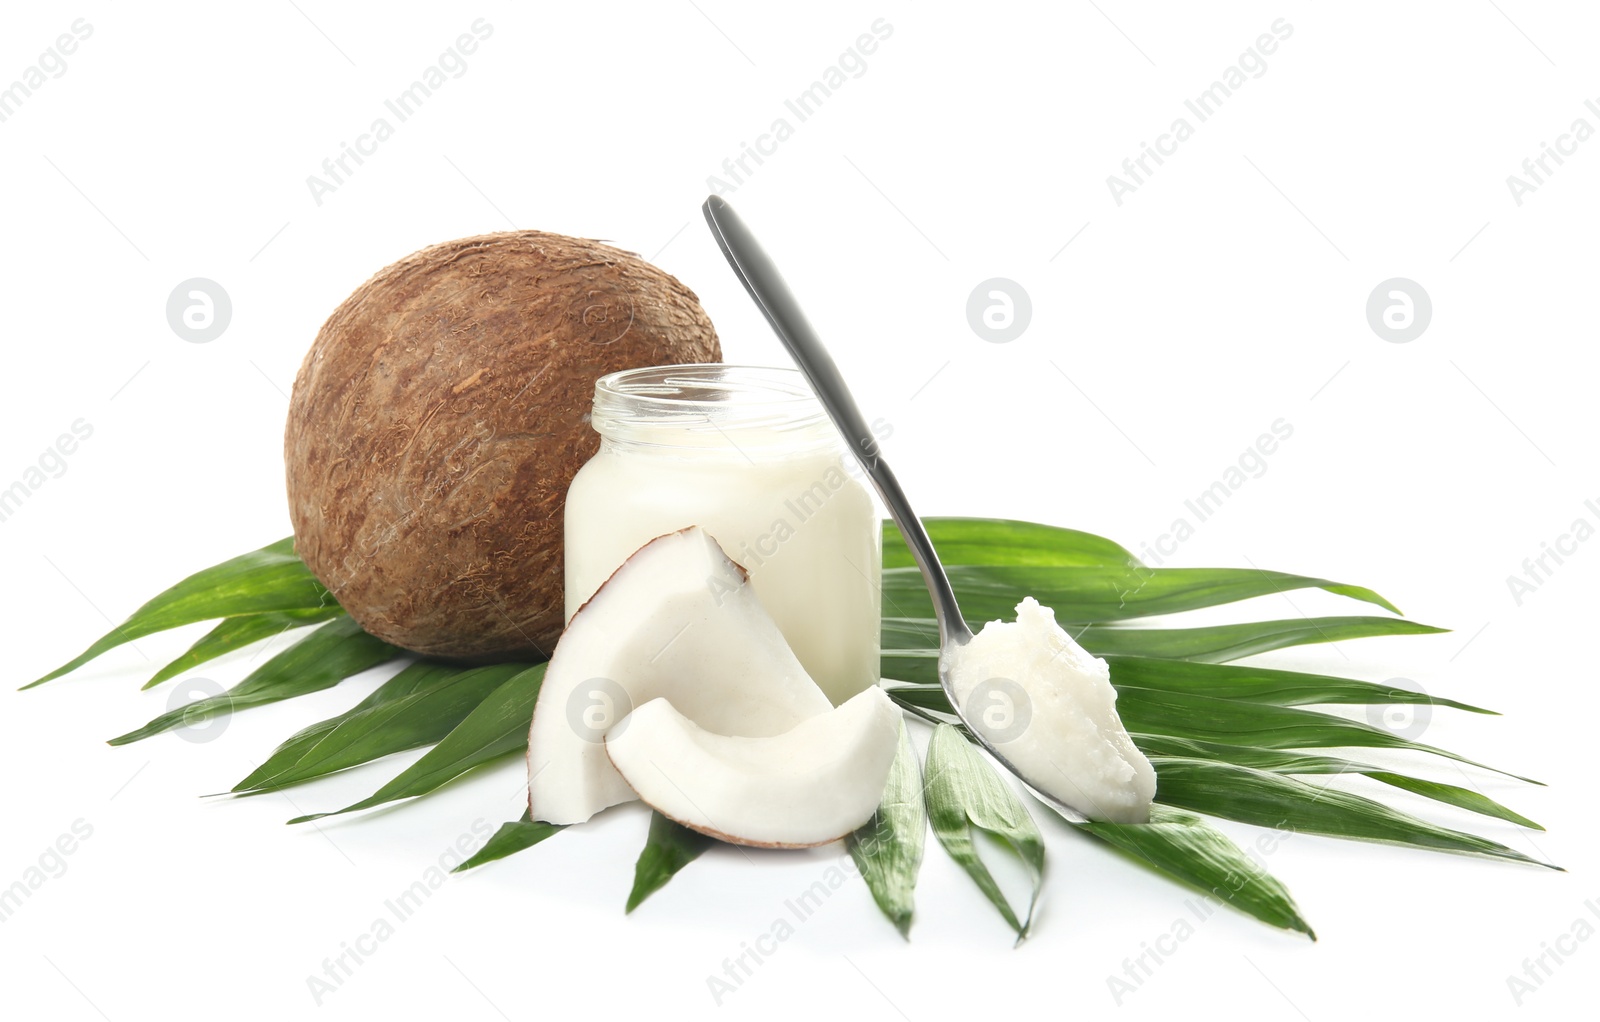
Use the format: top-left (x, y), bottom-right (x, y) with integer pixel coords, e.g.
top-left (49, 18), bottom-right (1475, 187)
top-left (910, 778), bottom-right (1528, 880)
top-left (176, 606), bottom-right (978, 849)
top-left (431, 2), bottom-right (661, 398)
top-left (1071, 805), bottom-right (1314, 937)
top-left (144, 606), bottom-right (347, 689)
top-left (233, 659), bottom-right (456, 791)
top-left (847, 722), bottom-right (926, 938)
top-left (1112, 686), bottom-right (1535, 782)
top-left (453, 810), bottom-right (564, 873)
top-left (883, 517), bottom-right (1141, 570)
top-left (1149, 758), bottom-right (1551, 867)
top-left (289, 663), bottom-right (546, 823)
top-left (1129, 737), bottom-right (1542, 830)
top-left (924, 723), bottom-right (1045, 941)
top-left (1072, 616), bottom-right (1447, 662)
top-left (27, 537), bottom-right (332, 688)
top-left (107, 617), bottom-right (398, 745)
top-left (627, 812), bottom-right (714, 913)
top-left (1365, 772), bottom-right (1544, 831)
top-left (1105, 656), bottom-right (1493, 714)
top-left (233, 661), bottom-right (535, 794)
top-left (882, 564), bottom-right (1401, 624)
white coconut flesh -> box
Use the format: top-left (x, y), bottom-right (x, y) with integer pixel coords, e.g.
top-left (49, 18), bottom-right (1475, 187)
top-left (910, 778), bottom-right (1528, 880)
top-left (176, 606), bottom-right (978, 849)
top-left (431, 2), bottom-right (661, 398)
top-left (606, 687), bottom-right (901, 848)
top-left (528, 527), bottom-right (832, 826)
top-left (943, 597), bottom-right (1156, 824)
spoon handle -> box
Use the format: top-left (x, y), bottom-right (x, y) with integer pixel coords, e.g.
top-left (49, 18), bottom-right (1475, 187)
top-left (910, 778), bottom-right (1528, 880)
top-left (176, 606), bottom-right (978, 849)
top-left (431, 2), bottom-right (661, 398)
top-left (702, 196), bottom-right (972, 646)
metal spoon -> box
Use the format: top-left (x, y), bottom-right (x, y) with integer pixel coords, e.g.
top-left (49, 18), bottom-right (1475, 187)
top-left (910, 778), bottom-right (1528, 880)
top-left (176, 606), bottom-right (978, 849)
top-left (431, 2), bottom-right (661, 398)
top-left (701, 195), bottom-right (1089, 824)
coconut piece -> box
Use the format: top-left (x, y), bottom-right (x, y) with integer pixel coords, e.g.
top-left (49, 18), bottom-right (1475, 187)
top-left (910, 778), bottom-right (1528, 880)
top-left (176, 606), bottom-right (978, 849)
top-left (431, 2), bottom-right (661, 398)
top-left (527, 528), bottom-right (832, 825)
top-left (606, 687), bottom-right (900, 848)
top-left (943, 597), bottom-right (1156, 824)
top-left (285, 231), bottom-right (721, 661)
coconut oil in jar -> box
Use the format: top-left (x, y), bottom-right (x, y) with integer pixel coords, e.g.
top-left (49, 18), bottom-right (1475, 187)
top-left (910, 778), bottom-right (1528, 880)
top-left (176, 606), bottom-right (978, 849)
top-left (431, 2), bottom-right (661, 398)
top-left (563, 365), bottom-right (881, 704)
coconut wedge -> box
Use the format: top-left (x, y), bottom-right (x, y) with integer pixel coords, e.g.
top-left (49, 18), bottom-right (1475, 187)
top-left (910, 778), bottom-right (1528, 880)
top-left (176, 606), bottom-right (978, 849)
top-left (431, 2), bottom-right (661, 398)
top-left (606, 687), bottom-right (901, 848)
top-left (528, 528), bottom-right (832, 825)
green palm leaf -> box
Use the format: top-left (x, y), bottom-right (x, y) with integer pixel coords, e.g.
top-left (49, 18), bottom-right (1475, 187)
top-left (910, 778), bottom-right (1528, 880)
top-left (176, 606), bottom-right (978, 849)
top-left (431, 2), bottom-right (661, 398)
top-left (884, 517), bottom-right (1139, 569)
top-left (1106, 656), bottom-right (1492, 713)
top-left (1082, 615), bottom-right (1448, 661)
top-left (289, 663), bottom-right (546, 824)
top-left (924, 723), bottom-right (1045, 941)
top-left (236, 660), bottom-right (459, 791)
top-left (847, 722), bottom-right (926, 938)
top-left (1131, 734), bottom-right (1372, 771)
top-left (107, 617), bottom-right (397, 745)
top-left (233, 661), bottom-right (533, 794)
top-left (1129, 736), bottom-right (1542, 830)
top-left (1149, 758), bottom-right (1551, 867)
top-left (1362, 773), bottom-right (1543, 831)
top-left (144, 606), bottom-right (347, 689)
top-left (27, 537), bottom-right (329, 688)
top-left (882, 564), bottom-right (1399, 624)
top-left (1070, 805), bottom-right (1313, 937)
top-left (1113, 687), bottom-right (1534, 782)
top-left (627, 813), bottom-right (713, 913)
top-left (453, 810), bottom-right (564, 873)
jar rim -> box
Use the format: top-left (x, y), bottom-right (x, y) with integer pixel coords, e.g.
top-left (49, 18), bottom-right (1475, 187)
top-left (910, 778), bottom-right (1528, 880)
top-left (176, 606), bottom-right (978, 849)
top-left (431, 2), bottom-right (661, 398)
top-left (590, 364), bottom-right (838, 450)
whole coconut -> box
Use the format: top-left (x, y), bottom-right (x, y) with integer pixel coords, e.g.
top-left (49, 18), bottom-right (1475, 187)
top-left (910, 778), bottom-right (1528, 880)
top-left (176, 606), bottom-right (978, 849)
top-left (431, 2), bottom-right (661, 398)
top-left (286, 231), bottom-right (721, 660)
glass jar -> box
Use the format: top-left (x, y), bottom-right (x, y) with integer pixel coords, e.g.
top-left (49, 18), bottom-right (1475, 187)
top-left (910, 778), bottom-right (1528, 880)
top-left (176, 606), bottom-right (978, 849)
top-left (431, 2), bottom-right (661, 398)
top-left (563, 364), bottom-right (881, 705)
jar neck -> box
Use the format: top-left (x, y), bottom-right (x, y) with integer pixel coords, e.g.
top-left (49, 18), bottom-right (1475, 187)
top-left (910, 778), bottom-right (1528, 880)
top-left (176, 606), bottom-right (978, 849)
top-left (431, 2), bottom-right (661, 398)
top-left (589, 364), bottom-right (841, 456)
top-left (594, 430), bottom-right (842, 459)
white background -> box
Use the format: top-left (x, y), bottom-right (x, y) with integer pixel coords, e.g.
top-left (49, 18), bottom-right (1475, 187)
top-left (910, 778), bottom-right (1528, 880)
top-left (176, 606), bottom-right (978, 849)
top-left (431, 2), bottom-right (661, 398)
top-left (2, 1), bottom-right (1596, 1019)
